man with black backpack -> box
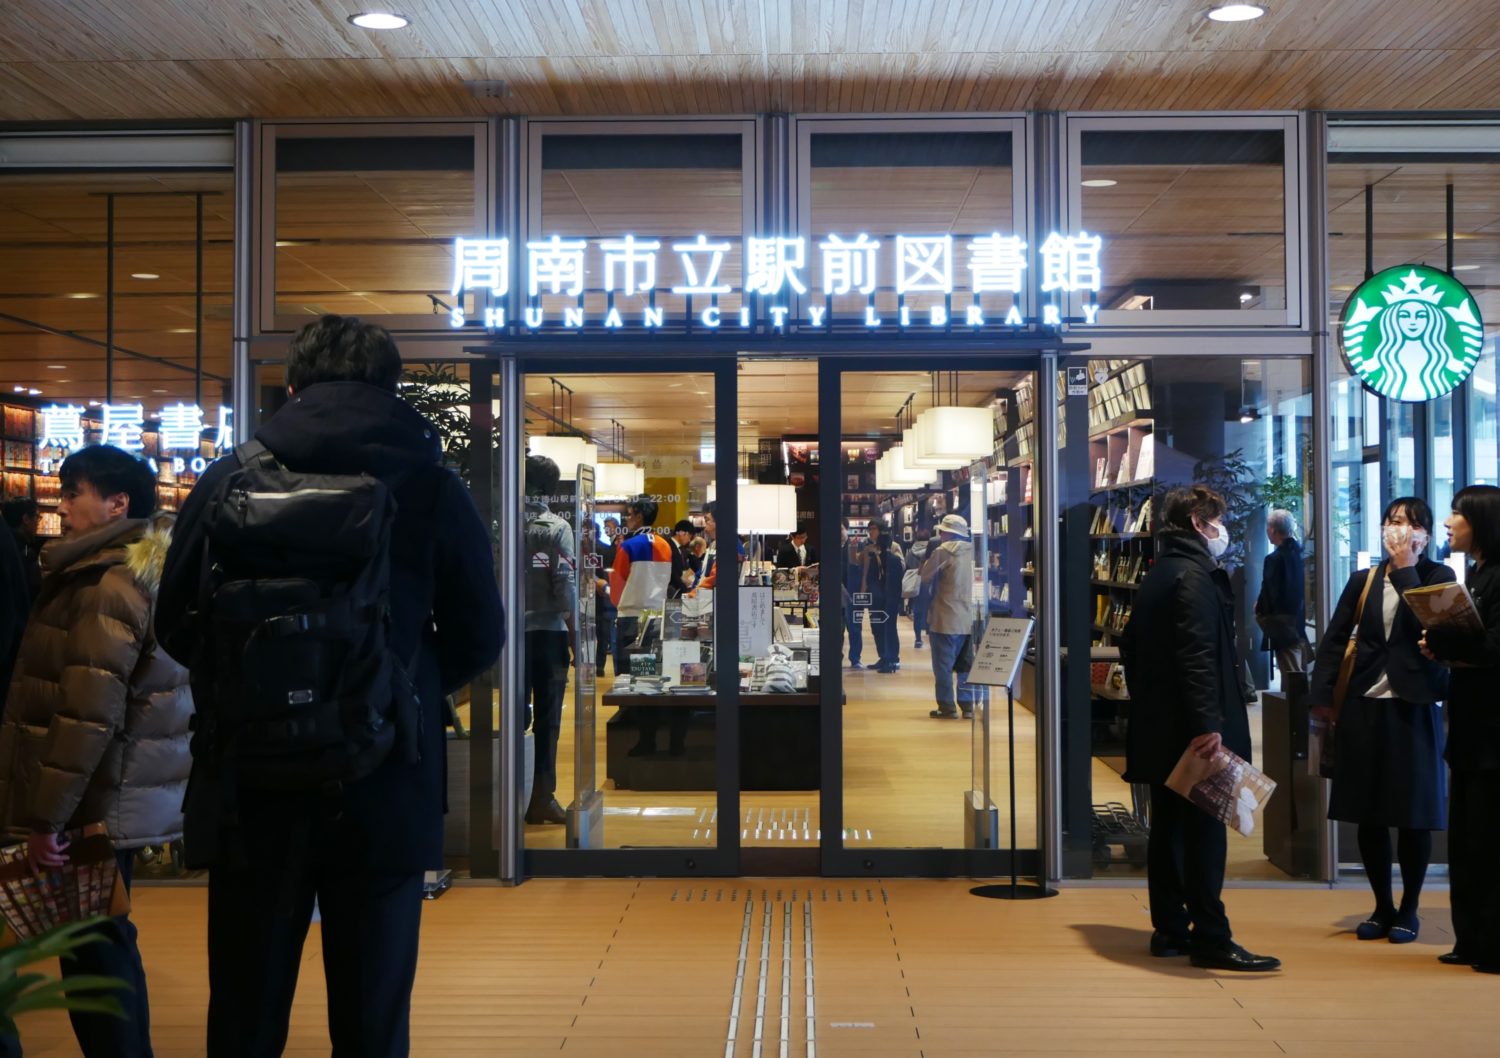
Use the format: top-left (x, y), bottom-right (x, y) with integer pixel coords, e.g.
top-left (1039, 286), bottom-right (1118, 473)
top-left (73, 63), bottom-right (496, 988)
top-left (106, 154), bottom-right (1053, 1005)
top-left (156, 315), bottom-right (504, 1056)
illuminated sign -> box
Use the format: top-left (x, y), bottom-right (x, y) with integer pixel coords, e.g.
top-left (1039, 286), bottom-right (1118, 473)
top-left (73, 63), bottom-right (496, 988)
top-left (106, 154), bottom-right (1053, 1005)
top-left (35, 402), bottom-right (232, 475)
top-left (446, 232), bottom-right (1104, 331)
top-left (1341, 265), bottom-right (1485, 402)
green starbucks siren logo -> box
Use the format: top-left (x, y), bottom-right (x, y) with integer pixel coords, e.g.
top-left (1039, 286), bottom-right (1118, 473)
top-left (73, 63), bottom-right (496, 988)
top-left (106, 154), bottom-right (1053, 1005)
top-left (1341, 264), bottom-right (1485, 402)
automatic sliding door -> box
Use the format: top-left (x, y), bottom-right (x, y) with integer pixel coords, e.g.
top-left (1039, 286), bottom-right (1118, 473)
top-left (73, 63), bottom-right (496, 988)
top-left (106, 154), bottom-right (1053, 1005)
top-left (829, 364), bottom-right (1041, 872)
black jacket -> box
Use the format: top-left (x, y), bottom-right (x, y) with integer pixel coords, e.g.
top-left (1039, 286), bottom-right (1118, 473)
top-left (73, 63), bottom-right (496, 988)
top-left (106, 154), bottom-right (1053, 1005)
top-left (1310, 559), bottom-right (1453, 707)
top-left (156, 382), bottom-right (505, 873)
top-left (774, 541), bottom-right (814, 569)
top-left (1255, 537), bottom-right (1306, 651)
top-left (0, 526), bottom-right (28, 707)
top-left (1425, 561), bottom-right (1500, 772)
top-left (1120, 531), bottom-right (1253, 785)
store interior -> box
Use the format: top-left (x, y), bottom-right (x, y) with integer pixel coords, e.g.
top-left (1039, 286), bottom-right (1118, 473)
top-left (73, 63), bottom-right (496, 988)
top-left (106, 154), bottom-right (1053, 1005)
top-left (507, 356), bottom-right (1313, 881)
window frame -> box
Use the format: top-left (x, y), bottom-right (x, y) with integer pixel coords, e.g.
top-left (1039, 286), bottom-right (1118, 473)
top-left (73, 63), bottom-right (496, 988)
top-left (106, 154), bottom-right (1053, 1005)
top-left (1062, 113), bottom-right (1307, 330)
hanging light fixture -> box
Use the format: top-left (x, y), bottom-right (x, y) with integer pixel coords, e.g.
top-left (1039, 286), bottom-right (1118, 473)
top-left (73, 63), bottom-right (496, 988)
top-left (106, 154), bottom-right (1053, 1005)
top-left (912, 371), bottom-right (993, 465)
top-left (738, 483), bottom-right (797, 533)
top-left (595, 418), bottom-right (645, 497)
top-left (527, 435), bottom-right (598, 482)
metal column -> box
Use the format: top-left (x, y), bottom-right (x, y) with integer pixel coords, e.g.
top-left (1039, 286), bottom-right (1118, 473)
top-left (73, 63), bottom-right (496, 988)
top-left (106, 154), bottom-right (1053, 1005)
top-left (231, 121), bottom-right (255, 441)
top-left (497, 355), bottom-right (524, 883)
top-left (1306, 113), bottom-right (1337, 884)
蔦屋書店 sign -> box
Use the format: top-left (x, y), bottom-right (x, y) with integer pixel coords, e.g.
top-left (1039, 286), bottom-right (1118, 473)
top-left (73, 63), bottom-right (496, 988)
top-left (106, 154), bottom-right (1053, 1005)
top-left (445, 232), bottom-right (1106, 332)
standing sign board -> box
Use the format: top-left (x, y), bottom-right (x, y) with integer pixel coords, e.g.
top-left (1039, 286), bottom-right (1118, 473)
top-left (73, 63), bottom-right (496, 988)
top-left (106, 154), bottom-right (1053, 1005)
top-left (966, 617), bottom-right (1035, 690)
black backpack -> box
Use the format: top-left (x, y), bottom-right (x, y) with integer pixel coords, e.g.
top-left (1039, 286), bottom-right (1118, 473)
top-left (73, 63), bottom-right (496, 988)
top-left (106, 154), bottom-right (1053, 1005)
top-left (193, 440), bottom-right (421, 792)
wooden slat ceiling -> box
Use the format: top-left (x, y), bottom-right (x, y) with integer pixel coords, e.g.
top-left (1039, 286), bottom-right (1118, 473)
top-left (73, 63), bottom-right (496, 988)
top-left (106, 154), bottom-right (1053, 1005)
top-left (1, 1), bottom-right (1499, 120)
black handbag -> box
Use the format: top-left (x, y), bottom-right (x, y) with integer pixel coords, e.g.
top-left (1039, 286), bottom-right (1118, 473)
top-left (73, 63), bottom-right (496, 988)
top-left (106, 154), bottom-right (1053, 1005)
top-left (954, 635), bottom-right (975, 674)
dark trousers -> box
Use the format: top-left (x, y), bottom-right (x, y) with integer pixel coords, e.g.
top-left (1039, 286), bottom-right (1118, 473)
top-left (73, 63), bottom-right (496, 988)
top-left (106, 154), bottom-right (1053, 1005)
top-left (62, 851), bottom-right (153, 1057)
top-left (0, 850), bottom-right (152, 1058)
top-left (1449, 768), bottom-right (1500, 963)
top-left (206, 861), bottom-right (423, 1057)
top-left (595, 605), bottom-right (617, 674)
top-left (614, 616), bottom-right (641, 674)
top-left (872, 598), bottom-right (900, 665)
top-left (911, 598), bottom-right (927, 642)
top-left (525, 629), bottom-right (570, 804)
top-left (1147, 785), bottom-right (1231, 946)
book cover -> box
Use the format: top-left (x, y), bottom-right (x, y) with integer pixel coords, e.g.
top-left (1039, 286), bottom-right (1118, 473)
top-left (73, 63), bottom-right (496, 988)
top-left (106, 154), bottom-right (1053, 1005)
top-left (1165, 746), bottom-right (1277, 837)
top-left (1402, 581), bottom-right (1484, 636)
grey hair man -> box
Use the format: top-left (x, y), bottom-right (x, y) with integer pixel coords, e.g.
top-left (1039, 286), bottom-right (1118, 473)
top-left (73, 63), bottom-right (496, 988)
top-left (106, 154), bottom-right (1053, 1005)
top-left (1256, 508), bottom-right (1309, 677)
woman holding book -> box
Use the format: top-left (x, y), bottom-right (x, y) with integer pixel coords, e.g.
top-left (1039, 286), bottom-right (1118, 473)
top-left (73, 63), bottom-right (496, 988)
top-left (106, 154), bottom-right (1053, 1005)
top-left (1311, 497), bottom-right (1453, 944)
top-left (1421, 484), bottom-right (1500, 972)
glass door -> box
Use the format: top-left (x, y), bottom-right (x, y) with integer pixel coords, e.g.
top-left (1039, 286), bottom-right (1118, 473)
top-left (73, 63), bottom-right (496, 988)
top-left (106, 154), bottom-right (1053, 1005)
top-left (821, 361), bottom-right (1043, 876)
top-left (521, 359), bottom-right (741, 876)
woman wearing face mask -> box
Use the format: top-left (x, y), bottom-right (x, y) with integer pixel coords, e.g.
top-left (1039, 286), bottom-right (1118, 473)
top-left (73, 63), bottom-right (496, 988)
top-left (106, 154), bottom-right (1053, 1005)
top-left (1310, 497), bottom-right (1453, 945)
top-left (1420, 485), bottom-right (1500, 972)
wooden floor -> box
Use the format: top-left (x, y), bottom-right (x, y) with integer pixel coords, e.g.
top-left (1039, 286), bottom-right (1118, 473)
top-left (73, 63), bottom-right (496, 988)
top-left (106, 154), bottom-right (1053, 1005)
top-left (12, 881), bottom-right (1493, 1057)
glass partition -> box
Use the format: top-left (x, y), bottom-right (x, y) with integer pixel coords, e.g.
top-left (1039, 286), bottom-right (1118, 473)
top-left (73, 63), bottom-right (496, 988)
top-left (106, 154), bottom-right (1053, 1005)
top-left (1060, 354), bottom-right (1315, 879)
top-left (264, 123), bottom-right (488, 330)
top-left (1066, 116), bottom-right (1301, 326)
top-left (835, 366), bottom-right (1038, 856)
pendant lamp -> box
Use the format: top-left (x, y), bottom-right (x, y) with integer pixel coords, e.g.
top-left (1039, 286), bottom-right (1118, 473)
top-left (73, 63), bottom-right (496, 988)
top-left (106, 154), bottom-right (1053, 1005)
top-left (595, 461), bottom-right (644, 497)
top-left (913, 406), bottom-right (993, 464)
top-left (738, 483), bottom-right (797, 533)
top-left (527, 435), bottom-right (598, 482)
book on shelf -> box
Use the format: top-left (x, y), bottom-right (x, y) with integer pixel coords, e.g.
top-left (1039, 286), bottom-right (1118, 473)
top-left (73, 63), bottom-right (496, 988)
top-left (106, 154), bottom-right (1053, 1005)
top-left (1134, 439), bottom-right (1154, 479)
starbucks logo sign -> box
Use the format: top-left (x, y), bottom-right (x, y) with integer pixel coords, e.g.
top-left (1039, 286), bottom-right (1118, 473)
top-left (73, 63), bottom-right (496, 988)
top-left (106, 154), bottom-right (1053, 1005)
top-left (1341, 265), bottom-right (1485, 402)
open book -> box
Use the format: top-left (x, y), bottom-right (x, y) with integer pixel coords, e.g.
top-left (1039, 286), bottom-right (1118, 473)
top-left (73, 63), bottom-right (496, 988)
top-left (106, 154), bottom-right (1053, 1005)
top-left (1166, 746), bottom-right (1277, 838)
top-left (1402, 581), bottom-right (1484, 637)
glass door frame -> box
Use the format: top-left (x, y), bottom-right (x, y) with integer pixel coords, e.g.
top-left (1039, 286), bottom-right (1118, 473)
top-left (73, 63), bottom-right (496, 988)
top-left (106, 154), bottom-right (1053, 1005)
top-left (817, 351), bottom-right (1066, 879)
top-left (508, 350), bottom-right (745, 879)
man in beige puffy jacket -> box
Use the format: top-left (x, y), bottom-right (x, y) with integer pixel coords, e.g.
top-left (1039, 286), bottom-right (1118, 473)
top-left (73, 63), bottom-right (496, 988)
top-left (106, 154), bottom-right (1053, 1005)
top-left (0, 443), bottom-right (192, 1056)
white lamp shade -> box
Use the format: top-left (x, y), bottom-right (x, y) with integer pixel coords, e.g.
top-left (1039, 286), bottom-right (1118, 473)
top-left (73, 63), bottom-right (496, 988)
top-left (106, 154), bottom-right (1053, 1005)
top-left (706, 480), bottom-right (717, 503)
top-left (893, 441), bottom-right (942, 482)
top-left (914, 406), bottom-right (993, 463)
top-left (738, 483), bottom-right (797, 533)
top-left (527, 435), bottom-right (598, 482)
top-left (879, 449), bottom-right (937, 490)
top-left (903, 426), bottom-right (960, 470)
top-left (596, 462), bottom-right (644, 497)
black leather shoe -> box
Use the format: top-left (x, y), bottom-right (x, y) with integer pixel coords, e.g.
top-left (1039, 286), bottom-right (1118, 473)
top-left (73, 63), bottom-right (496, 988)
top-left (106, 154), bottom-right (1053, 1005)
top-left (524, 797), bottom-right (567, 825)
top-left (929, 709), bottom-right (960, 719)
top-left (1439, 950), bottom-right (1474, 966)
top-left (1189, 942), bottom-right (1281, 972)
top-left (1150, 930), bottom-right (1192, 958)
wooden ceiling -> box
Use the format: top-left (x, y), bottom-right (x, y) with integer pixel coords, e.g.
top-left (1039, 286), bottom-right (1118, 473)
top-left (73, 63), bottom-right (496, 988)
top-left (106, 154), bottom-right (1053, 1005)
top-left (2, 1), bottom-right (1499, 120)
top-left (0, 172), bottom-right (234, 404)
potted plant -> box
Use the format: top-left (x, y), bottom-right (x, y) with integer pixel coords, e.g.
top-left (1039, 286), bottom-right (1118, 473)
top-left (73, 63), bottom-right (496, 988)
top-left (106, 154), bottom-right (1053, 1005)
top-left (1, 918), bottom-right (126, 1036)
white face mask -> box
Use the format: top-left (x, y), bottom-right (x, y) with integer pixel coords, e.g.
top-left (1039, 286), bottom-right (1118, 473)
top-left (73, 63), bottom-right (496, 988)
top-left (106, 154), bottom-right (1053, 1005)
top-left (1201, 520), bottom-right (1229, 560)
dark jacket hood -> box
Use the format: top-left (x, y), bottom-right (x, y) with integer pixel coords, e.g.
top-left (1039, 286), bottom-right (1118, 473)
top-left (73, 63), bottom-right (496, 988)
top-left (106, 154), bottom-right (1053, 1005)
top-left (255, 382), bottom-right (442, 481)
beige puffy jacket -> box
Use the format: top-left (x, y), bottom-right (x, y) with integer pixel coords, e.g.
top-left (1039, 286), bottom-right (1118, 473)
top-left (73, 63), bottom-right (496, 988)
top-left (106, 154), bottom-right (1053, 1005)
top-left (0, 516), bottom-right (193, 848)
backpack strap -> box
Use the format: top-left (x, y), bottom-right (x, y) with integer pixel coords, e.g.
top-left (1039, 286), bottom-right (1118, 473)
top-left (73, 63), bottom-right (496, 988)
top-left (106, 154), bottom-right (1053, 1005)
top-left (233, 438), bottom-right (278, 471)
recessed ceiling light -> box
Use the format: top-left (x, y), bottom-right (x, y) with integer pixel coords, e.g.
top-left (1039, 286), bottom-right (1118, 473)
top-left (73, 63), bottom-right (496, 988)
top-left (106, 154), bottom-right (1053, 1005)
top-left (348, 12), bottom-right (410, 30)
top-left (1239, 292), bottom-right (1254, 302)
top-left (1206, 3), bottom-right (1266, 21)
top-left (1081, 179), bottom-right (1118, 188)
top-left (11, 386), bottom-right (23, 393)
top-left (46, 364), bottom-right (67, 370)
top-left (151, 389), bottom-right (169, 395)
top-left (65, 293), bottom-right (98, 299)
top-left (130, 272), bottom-right (159, 280)
top-left (1452, 264), bottom-right (1480, 272)
top-left (27, 389), bottom-right (41, 396)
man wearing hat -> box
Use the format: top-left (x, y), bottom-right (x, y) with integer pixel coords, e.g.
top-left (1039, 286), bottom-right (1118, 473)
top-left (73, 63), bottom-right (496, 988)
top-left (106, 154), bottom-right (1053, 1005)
top-left (919, 514), bottom-right (978, 718)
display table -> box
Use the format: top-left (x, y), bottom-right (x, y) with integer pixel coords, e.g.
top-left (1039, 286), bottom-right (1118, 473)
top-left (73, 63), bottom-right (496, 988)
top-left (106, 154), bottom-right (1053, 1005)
top-left (603, 691), bottom-right (820, 792)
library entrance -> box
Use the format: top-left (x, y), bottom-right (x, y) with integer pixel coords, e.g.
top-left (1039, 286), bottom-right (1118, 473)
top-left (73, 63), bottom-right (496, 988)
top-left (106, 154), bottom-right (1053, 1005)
top-left (513, 349), bottom-right (1057, 879)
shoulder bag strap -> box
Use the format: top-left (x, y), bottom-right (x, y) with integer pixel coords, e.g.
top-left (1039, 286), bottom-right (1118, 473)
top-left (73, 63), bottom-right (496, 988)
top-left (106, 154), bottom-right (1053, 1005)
top-left (1331, 562), bottom-right (1382, 724)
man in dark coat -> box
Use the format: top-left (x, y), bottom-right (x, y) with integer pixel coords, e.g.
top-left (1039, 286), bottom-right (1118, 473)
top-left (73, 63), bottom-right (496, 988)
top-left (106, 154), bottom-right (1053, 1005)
top-left (156, 315), bottom-right (505, 1056)
top-left (0, 526), bottom-right (27, 706)
top-left (1254, 508), bottom-right (1309, 681)
top-left (1120, 484), bottom-right (1280, 972)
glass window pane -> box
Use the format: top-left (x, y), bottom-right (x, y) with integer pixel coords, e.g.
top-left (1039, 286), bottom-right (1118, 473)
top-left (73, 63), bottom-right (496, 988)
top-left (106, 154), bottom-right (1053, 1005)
top-left (808, 131), bottom-right (1015, 322)
top-left (273, 132), bottom-right (478, 320)
top-left (535, 132), bottom-right (744, 325)
top-left (1079, 128), bottom-right (1287, 312)
top-left (1470, 342), bottom-right (1499, 485)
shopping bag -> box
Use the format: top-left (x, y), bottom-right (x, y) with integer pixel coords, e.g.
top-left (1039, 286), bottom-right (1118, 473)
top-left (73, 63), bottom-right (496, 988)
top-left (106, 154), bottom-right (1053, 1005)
top-left (0, 823), bottom-right (128, 946)
top-left (1165, 745), bottom-right (1277, 838)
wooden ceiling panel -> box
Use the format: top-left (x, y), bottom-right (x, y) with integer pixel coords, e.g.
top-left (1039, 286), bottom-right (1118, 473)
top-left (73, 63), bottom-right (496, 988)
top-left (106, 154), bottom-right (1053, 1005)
top-left (2, 2), bottom-right (1499, 118)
